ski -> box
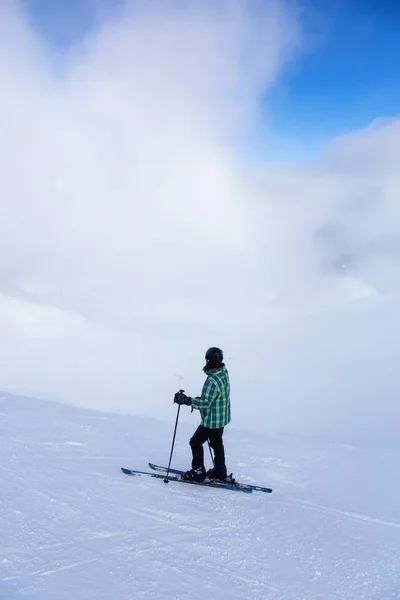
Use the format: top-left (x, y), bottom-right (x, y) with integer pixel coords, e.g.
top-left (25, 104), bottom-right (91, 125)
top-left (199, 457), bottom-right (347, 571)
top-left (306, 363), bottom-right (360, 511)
top-left (121, 467), bottom-right (253, 493)
top-left (148, 462), bottom-right (273, 494)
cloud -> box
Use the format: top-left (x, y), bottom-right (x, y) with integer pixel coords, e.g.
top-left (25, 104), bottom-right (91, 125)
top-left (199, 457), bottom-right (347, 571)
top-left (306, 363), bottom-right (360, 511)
top-left (0, 0), bottom-right (399, 440)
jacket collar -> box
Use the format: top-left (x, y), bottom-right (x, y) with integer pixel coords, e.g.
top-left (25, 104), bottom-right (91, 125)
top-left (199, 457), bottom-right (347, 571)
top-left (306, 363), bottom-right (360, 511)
top-left (206, 366), bottom-right (226, 376)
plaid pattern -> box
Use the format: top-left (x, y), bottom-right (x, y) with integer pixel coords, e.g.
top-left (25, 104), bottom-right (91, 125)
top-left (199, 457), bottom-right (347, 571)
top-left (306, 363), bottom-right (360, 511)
top-left (191, 367), bottom-right (231, 429)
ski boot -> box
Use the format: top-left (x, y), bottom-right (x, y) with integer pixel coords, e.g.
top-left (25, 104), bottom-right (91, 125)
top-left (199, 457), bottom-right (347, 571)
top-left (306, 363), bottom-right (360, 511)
top-left (181, 466), bottom-right (206, 483)
top-left (206, 465), bottom-right (233, 482)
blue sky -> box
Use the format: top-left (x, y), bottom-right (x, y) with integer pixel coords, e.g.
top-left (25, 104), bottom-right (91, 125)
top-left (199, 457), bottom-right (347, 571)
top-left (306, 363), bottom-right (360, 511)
top-left (23, 0), bottom-right (400, 160)
top-left (3, 0), bottom-right (400, 435)
top-left (265, 0), bottom-right (400, 154)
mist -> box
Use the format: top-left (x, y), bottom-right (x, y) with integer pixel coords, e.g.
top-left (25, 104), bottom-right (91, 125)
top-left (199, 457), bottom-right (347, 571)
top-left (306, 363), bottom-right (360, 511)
top-left (0, 0), bottom-right (399, 439)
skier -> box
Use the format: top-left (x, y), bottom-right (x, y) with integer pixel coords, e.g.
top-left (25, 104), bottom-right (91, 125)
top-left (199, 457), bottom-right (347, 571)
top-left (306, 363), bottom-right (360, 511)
top-left (173, 347), bottom-right (231, 482)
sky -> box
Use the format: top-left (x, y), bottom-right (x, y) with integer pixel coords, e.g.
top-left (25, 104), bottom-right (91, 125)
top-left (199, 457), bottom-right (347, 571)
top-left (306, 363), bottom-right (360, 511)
top-left (0, 0), bottom-right (399, 440)
top-left (263, 0), bottom-right (400, 158)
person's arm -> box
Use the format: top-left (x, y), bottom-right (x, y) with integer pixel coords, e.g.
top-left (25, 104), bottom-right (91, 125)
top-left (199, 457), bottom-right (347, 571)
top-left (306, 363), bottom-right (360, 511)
top-left (191, 378), bottom-right (218, 411)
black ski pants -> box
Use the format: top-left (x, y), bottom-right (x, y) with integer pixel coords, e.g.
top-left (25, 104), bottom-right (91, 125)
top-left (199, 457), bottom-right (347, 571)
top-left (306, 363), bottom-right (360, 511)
top-left (190, 425), bottom-right (225, 470)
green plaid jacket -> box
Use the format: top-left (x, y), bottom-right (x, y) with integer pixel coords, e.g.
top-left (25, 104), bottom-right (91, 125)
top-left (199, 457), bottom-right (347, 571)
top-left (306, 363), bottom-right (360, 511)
top-left (191, 366), bottom-right (231, 429)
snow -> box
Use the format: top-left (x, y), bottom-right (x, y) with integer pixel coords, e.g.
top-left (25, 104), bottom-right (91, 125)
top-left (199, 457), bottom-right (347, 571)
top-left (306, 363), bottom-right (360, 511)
top-left (1, 393), bottom-right (400, 599)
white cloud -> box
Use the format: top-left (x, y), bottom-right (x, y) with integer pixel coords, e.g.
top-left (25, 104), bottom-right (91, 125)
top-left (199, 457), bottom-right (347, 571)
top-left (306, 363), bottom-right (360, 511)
top-left (0, 0), bottom-right (399, 439)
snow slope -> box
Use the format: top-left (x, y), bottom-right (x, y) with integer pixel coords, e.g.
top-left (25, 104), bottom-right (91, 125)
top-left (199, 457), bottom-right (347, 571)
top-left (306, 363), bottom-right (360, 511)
top-left (1, 392), bottom-right (399, 600)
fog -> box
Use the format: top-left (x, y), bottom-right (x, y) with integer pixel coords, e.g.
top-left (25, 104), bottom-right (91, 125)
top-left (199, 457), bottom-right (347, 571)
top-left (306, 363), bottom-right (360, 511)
top-left (1, 0), bottom-right (399, 439)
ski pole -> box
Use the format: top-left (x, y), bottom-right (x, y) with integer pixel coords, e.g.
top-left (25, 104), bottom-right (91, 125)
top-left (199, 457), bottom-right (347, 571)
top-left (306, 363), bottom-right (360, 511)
top-left (164, 402), bottom-right (181, 483)
top-left (207, 440), bottom-right (215, 467)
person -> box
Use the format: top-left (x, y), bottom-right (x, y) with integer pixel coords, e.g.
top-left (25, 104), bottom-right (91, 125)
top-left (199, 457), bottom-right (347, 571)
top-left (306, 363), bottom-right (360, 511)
top-left (173, 347), bottom-right (231, 483)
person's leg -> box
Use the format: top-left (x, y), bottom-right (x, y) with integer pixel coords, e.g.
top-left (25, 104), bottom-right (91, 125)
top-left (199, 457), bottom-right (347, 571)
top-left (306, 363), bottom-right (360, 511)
top-left (189, 425), bottom-right (209, 470)
top-left (208, 427), bottom-right (225, 466)
top-left (208, 428), bottom-right (227, 479)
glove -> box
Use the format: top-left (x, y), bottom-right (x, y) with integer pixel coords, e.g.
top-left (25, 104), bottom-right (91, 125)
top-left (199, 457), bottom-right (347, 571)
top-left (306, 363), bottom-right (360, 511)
top-left (173, 390), bottom-right (192, 406)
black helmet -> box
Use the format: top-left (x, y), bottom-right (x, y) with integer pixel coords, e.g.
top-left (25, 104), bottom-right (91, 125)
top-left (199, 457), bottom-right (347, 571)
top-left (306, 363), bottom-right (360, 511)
top-left (205, 347), bottom-right (223, 365)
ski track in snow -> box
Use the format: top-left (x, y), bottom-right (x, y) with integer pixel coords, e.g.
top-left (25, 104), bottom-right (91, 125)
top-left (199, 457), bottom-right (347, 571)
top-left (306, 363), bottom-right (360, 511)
top-left (288, 499), bottom-right (400, 529)
top-left (1, 393), bottom-right (400, 600)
